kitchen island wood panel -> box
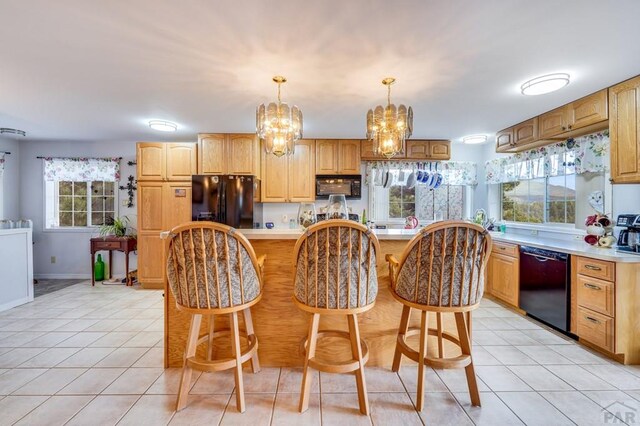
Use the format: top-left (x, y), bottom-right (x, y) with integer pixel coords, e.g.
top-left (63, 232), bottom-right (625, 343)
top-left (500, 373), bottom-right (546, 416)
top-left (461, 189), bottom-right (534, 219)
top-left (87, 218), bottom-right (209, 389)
top-left (164, 238), bottom-right (463, 368)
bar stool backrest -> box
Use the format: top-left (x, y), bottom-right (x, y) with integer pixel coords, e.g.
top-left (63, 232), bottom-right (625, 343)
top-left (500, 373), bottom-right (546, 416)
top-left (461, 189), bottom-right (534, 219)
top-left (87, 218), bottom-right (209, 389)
top-left (166, 222), bottom-right (263, 310)
top-left (394, 221), bottom-right (492, 308)
top-left (293, 220), bottom-right (380, 310)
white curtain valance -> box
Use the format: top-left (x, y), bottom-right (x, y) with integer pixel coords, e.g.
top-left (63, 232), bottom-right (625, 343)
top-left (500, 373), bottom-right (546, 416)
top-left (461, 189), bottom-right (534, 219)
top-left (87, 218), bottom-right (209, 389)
top-left (43, 157), bottom-right (121, 182)
top-left (365, 160), bottom-right (477, 186)
top-left (0, 154), bottom-right (4, 178)
top-left (485, 131), bottom-right (609, 184)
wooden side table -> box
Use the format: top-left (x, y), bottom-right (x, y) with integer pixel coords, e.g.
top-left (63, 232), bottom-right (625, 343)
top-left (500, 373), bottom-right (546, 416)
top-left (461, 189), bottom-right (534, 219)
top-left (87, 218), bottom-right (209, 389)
top-left (90, 236), bottom-right (137, 286)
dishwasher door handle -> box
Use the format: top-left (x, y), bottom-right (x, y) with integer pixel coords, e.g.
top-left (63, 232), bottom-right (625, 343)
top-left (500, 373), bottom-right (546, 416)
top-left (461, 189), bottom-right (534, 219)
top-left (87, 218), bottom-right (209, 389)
top-left (521, 252), bottom-right (558, 262)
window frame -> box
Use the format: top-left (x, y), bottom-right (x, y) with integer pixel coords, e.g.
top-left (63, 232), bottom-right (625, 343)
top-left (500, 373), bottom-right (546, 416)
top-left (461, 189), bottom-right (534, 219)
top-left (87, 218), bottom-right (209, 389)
top-left (43, 180), bottom-right (119, 233)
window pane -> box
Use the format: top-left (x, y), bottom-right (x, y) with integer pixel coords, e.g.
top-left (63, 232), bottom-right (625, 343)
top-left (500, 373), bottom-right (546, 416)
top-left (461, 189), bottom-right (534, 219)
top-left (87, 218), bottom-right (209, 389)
top-left (566, 200), bottom-right (576, 223)
top-left (91, 181), bottom-right (104, 195)
top-left (547, 201), bottom-right (566, 223)
top-left (389, 186), bottom-right (402, 203)
top-left (74, 212), bottom-right (87, 227)
top-left (91, 196), bottom-right (104, 211)
top-left (59, 181), bottom-right (73, 196)
top-left (59, 196), bottom-right (73, 211)
top-left (529, 202), bottom-right (544, 223)
top-left (73, 196), bottom-right (87, 211)
top-left (401, 203), bottom-right (415, 217)
top-left (74, 182), bottom-right (87, 196)
top-left (59, 212), bottom-right (72, 226)
top-left (502, 201), bottom-right (515, 222)
top-left (389, 203), bottom-right (402, 218)
top-left (104, 196), bottom-right (114, 211)
top-left (104, 182), bottom-right (115, 195)
top-left (514, 201), bottom-right (529, 222)
top-left (402, 187), bottom-right (415, 202)
top-left (91, 212), bottom-right (105, 226)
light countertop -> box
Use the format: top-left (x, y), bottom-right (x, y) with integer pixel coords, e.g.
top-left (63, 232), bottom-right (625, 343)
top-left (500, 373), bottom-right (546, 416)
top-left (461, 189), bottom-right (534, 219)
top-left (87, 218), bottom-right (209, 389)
top-left (237, 227), bottom-right (640, 263)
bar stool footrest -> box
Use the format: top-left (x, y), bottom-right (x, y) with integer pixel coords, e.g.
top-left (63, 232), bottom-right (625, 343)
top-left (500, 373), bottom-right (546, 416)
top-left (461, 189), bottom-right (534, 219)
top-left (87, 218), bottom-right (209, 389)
top-left (186, 329), bottom-right (258, 373)
top-left (302, 330), bottom-right (369, 374)
top-left (397, 327), bottom-right (471, 369)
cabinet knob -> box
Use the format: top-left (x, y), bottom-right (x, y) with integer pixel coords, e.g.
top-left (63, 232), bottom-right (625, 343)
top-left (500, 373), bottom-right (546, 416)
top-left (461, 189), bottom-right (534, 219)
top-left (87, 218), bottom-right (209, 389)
top-left (568, 125), bottom-right (573, 130)
top-left (561, 126), bottom-right (566, 131)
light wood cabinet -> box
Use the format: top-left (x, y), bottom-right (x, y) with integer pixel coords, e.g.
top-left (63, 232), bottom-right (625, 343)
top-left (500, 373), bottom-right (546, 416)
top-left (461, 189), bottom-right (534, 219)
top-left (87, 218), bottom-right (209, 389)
top-left (138, 182), bottom-right (164, 231)
top-left (495, 128), bottom-right (514, 152)
top-left (136, 233), bottom-right (165, 288)
top-left (538, 106), bottom-right (570, 139)
top-left (610, 76), bottom-right (640, 183)
top-left (405, 140), bottom-right (429, 158)
top-left (315, 139), bottom-right (361, 174)
top-left (137, 142), bottom-right (196, 181)
top-left (570, 89), bottom-right (608, 130)
top-left (486, 242), bottom-right (519, 307)
top-left (198, 133), bottom-right (259, 176)
top-left (360, 139), bottom-right (377, 160)
top-left (262, 139), bottom-right (315, 202)
top-left (429, 140), bottom-right (451, 160)
top-left (513, 118), bottom-right (538, 147)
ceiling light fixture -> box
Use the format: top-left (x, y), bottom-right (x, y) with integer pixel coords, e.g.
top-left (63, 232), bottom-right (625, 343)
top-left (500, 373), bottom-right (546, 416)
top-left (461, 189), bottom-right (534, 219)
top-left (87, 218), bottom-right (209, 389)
top-left (462, 134), bottom-right (488, 144)
top-left (256, 76), bottom-right (303, 157)
top-left (148, 120), bottom-right (177, 132)
top-left (366, 77), bottom-right (413, 159)
top-left (520, 73), bottom-right (570, 96)
top-left (0, 128), bottom-right (26, 137)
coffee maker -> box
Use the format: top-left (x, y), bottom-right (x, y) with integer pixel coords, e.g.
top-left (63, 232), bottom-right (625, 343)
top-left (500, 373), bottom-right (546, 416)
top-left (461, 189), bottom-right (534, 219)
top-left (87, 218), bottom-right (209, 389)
top-left (616, 214), bottom-right (640, 254)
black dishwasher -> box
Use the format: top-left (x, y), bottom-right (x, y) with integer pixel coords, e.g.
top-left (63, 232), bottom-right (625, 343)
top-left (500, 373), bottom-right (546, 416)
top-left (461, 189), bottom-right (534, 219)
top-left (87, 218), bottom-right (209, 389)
top-left (519, 246), bottom-right (572, 334)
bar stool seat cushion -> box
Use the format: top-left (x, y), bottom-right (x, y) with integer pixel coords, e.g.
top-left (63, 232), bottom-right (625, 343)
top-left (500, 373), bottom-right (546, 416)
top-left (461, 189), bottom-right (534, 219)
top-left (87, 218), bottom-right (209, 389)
top-left (294, 227), bottom-right (377, 309)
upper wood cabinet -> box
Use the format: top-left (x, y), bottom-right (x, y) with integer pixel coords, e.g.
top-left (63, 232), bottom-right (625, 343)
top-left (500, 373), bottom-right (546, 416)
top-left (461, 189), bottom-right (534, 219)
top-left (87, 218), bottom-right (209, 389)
top-left (610, 76), bottom-right (640, 183)
top-left (570, 90), bottom-right (608, 130)
top-left (539, 106), bottom-right (570, 139)
top-left (495, 129), bottom-right (514, 152)
top-left (262, 139), bottom-right (316, 203)
top-left (513, 118), bottom-right (538, 147)
top-left (137, 142), bottom-right (197, 181)
top-left (361, 139), bottom-right (451, 160)
top-left (405, 140), bottom-right (429, 158)
top-left (429, 140), bottom-right (451, 160)
top-left (198, 133), bottom-right (259, 176)
top-left (315, 139), bottom-right (360, 174)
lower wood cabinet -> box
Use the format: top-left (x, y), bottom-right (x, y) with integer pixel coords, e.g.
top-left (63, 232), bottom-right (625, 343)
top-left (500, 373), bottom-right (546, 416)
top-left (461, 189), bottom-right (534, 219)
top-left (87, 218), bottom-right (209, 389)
top-left (486, 242), bottom-right (519, 307)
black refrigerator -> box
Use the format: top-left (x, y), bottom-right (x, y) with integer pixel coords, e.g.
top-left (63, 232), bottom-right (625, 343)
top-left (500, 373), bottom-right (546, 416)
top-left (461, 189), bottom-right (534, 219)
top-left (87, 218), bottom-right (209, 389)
top-left (191, 175), bottom-right (262, 229)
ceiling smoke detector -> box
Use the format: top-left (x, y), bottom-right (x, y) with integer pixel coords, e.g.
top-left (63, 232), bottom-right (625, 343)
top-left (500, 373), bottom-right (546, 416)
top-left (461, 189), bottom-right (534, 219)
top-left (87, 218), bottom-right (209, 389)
top-left (0, 128), bottom-right (26, 137)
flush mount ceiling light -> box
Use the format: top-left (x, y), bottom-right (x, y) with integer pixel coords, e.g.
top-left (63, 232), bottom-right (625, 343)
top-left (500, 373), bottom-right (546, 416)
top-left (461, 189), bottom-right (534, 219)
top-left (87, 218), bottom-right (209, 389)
top-left (0, 128), bottom-right (26, 137)
top-left (462, 134), bottom-right (487, 144)
top-left (148, 120), bottom-right (177, 132)
top-left (366, 77), bottom-right (413, 159)
top-left (256, 76), bottom-right (303, 157)
top-left (520, 73), bottom-right (570, 96)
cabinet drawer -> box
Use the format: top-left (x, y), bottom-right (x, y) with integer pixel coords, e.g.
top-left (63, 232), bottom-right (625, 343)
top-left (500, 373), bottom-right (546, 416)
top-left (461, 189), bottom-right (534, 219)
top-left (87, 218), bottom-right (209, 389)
top-left (94, 241), bottom-right (121, 250)
top-left (576, 307), bottom-right (614, 352)
top-left (493, 242), bottom-right (519, 257)
top-left (576, 257), bottom-right (615, 281)
top-left (577, 274), bottom-right (614, 316)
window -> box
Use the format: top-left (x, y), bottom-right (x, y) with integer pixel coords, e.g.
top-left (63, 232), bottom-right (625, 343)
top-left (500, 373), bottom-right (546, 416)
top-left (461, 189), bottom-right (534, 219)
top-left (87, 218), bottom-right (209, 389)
top-left (370, 169), bottom-right (466, 222)
top-left (46, 181), bottom-right (116, 229)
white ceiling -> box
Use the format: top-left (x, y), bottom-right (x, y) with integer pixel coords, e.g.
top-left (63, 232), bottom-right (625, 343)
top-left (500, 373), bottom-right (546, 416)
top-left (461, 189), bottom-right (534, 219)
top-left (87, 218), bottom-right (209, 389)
top-left (1, 0), bottom-right (640, 143)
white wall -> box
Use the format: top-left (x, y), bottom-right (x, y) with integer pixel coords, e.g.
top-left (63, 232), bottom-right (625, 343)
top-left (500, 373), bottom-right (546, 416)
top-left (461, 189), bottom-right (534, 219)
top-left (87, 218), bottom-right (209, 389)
top-left (19, 140), bottom-right (138, 279)
top-left (0, 136), bottom-right (21, 220)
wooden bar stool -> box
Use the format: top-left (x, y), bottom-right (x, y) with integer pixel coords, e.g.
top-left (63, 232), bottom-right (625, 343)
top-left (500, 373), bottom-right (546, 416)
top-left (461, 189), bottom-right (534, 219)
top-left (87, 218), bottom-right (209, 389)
top-left (292, 220), bottom-right (380, 415)
top-left (164, 222), bottom-right (265, 413)
top-left (386, 221), bottom-right (492, 411)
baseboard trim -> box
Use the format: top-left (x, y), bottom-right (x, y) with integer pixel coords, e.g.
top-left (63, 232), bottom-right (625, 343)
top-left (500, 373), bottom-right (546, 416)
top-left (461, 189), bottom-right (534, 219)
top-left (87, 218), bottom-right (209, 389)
top-left (34, 274), bottom-right (92, 280)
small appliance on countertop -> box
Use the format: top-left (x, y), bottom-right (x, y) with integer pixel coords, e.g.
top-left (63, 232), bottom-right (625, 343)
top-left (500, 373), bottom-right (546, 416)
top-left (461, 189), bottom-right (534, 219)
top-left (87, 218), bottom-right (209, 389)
top-left (616, 214), bottom-right (640, 254)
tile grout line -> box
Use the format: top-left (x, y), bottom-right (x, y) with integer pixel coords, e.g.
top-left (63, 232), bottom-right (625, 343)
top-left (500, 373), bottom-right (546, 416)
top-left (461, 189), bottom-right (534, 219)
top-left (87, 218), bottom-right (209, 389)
top-left (268, 367), bottom-right (282, 426)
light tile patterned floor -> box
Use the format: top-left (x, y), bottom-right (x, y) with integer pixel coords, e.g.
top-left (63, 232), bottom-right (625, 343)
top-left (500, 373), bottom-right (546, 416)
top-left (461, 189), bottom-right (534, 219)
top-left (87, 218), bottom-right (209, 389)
top-left (0, 282), bottom-right (639, 425)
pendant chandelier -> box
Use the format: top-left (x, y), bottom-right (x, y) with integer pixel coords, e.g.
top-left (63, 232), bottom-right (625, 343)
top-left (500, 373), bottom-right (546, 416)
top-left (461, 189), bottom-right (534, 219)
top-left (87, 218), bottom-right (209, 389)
top-left (256, 76), bottom-right (303, 157)
top-left (366, 77), bottom-right (413, 158)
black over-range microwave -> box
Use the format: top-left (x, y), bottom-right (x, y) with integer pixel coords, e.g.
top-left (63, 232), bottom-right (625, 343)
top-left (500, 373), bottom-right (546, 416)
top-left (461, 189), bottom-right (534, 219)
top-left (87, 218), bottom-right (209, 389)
top-left (315, 175), bottom-right (362, 200)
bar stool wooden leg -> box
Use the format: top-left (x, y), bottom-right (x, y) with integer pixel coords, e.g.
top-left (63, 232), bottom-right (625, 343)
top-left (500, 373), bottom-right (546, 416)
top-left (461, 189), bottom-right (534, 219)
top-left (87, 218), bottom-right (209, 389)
top-left (207, 315), bottom-right (215, 361)
top-left (455, 312), bottom-right (481, 407)
top-left (437, 312), bottom-right (445, 359)
top-left (230, 311), bottom-right (245, 413)
top-left (176, 314), bottom-right (202, 411)
top-left (466, 311), bottom-right (473, 341)
top-left (348, 314), bottom-right (369, 415)
top-left (392, 305), bottom-right (411, 372)
top-left (242, 308), bottom-right (261, 373)
top-left (416, 310), bottom-right (429, 411)
top-left (299, 313), bottom-right (320, 413)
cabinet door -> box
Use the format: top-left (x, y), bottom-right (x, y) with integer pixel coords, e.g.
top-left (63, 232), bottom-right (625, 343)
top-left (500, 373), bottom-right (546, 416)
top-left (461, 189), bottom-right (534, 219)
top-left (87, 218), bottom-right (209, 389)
top-left (610, 76), bottom-right (640, 183)
top-left (138, 182), bottom-right (164, 231)
top-left (361, 139), bottom-right (377, 160)
top-left (538, 106), bottom-right (569, 139)
top-left (315, 140), bottom-right (339, 174)
top-left (199, 134), bottom-right (226, 175)
top-left (164, 183), bottom-right (192, 229)
top-left (338, 140), bottom-right (361, 174)
top-left (227, 134), bottom-right (257, 175)
top-left (496, 128), bottom-right (513, 152)
top-left (166, 143), bottom-right (197, 181)
top-left (137, 232), bottom-right (165, 289)
top-left (488, 253), bottom-right (519, 307)
top-left (289, 139), bottom-right (316, 202)
top-left (137, 143), bottom-right (166, 181)
top-left (570, 89), bottom-right (608, 130)
top-left (261, 149), bottom-right (289, 202)
top-left (513, 118), bottom-right (538, 147)
top-left (429, 140), bottom-right (451, 160)
top-left (405, 140), bottom-right (429, 159)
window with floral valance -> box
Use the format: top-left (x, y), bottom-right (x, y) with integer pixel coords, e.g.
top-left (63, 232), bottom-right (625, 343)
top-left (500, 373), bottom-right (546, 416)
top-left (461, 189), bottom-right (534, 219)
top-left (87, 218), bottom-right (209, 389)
top-left (43, 157), bottom-right (121, 182)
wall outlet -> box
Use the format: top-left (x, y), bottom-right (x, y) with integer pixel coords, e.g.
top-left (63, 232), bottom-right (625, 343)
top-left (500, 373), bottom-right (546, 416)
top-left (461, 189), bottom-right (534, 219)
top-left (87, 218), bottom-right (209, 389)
top-left (50, 256), bottom-right (56, 264)
top-left (122, 200), bottom-right (129, 207)
top-left (530, 229), bottom-right (538, 236)
top-left (281, 214), bottom-right (288, 223)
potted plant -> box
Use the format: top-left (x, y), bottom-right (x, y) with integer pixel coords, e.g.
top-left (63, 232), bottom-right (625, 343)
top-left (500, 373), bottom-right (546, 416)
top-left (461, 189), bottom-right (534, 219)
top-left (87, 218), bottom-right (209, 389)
top-left (99, 216), bottom-right (131, 238)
